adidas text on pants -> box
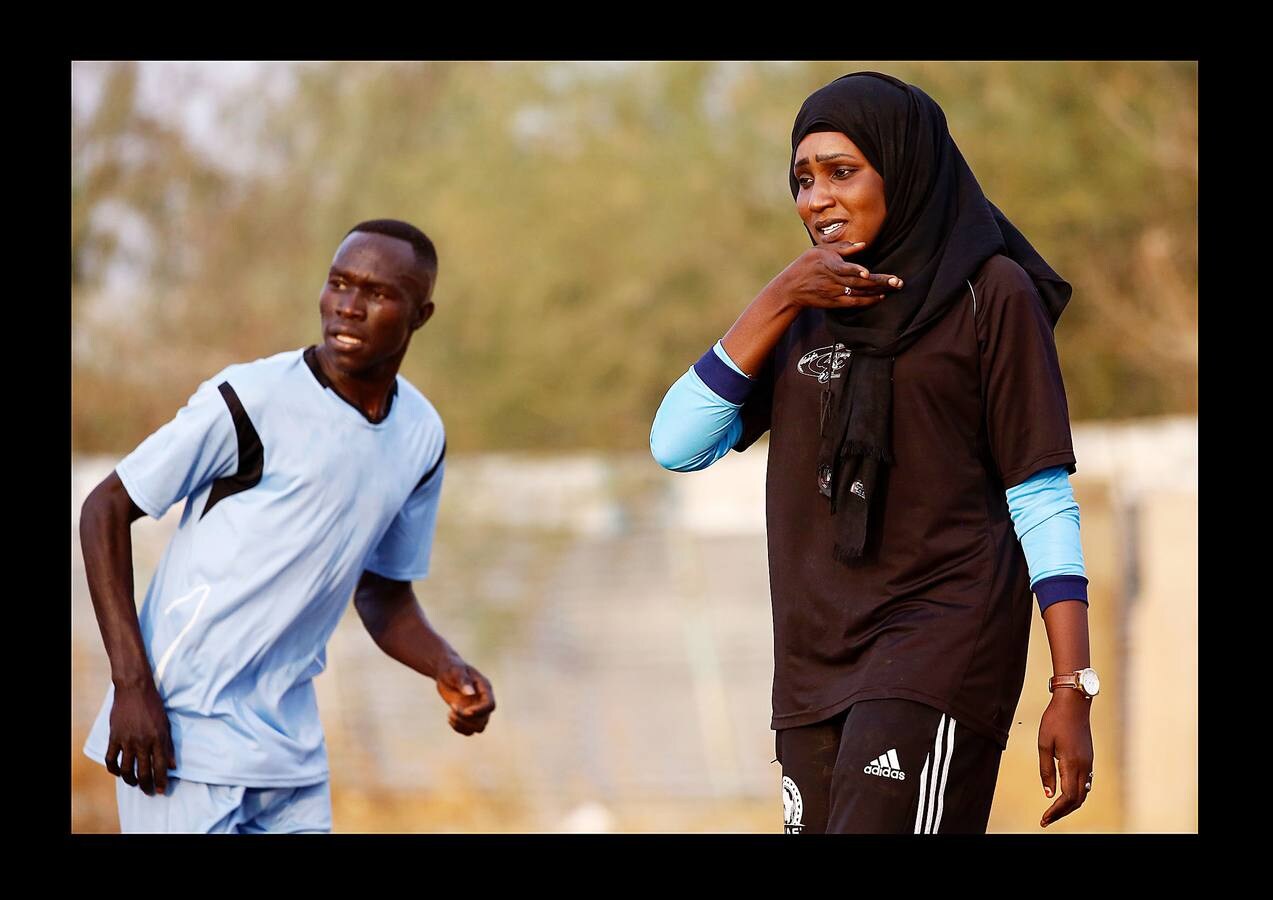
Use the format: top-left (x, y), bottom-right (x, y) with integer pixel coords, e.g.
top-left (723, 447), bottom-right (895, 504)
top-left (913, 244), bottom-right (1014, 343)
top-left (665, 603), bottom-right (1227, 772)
top-left (775, 698), bottom-right (1003, 834)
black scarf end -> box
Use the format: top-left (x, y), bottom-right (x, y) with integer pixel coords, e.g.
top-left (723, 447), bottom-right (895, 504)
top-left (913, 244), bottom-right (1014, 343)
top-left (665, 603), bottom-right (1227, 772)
top-left (838, 440), bottom-right (893, 464)
top-left (833, 542), bottom-right (867, 566)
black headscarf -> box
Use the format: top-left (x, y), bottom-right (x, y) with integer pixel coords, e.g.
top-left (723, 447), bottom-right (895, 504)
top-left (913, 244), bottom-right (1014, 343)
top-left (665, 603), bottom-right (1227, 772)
top-left (788, 72), bottom-right (1073, 564)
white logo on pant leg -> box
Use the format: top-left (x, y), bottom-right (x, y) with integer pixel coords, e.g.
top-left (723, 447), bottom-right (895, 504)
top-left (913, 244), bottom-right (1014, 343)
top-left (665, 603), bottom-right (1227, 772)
top-left (782, 776), bottom-right (804, 834)
top-left (863, 747), bottom-right (907, 780)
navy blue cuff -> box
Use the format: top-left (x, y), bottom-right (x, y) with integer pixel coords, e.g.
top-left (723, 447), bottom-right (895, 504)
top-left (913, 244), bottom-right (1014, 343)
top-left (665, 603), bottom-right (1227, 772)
top-left (693, 346), bottom-right (753, 405)
top-left (1034, 575), bottom-right (1089, 614)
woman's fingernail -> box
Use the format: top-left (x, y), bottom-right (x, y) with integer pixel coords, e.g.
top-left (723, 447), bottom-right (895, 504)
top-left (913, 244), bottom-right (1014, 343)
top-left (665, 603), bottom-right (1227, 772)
top-left (1044, 787), bottom-right (1053, 797)
top-left (889, 277), bottom-right (900, 287)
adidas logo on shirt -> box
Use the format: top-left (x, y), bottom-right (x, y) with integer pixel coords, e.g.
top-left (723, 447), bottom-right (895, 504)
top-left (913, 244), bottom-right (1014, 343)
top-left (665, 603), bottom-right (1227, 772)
top-left (864, 748), bottom-right (906, 781)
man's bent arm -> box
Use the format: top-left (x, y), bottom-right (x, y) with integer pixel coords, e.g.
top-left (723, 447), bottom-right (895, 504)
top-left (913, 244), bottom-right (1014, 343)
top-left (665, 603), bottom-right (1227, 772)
top-left (354, 570), bottom-right (496, 735)
top-left (81, 472), bottom-right (152, 685)
top-left (354, 570), bottom-right (461, 677)
top-left (80, 471), bottom-right (174, 794)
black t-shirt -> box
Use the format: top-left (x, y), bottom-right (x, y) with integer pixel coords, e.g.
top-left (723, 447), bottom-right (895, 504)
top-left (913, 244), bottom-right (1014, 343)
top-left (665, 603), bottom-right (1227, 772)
top-left (736, 254), bottom-right (1076, 749)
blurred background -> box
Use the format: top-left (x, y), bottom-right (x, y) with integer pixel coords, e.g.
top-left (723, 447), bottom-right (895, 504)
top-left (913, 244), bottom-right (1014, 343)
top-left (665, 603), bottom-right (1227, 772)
top-left (71, 60), bottom-right (1198, 833)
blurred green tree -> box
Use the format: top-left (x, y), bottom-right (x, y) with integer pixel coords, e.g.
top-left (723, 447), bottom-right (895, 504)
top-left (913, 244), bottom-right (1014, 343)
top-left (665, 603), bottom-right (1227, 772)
top-left (72, 60), bottom-right (1197, 454)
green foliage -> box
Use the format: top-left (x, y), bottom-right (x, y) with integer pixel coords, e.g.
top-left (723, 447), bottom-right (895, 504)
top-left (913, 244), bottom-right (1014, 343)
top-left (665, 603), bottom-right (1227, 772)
top-left (72, 61), bottom-right (1197, 453)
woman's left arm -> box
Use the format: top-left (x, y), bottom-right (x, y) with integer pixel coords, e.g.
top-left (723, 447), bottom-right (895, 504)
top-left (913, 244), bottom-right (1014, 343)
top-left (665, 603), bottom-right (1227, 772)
top-left (978, 271), bottom-right (1095, 829)
top-left (1005, 466), bottom-right (1096, 827)
top-left (1038, 599), bottom-right (1095, 827)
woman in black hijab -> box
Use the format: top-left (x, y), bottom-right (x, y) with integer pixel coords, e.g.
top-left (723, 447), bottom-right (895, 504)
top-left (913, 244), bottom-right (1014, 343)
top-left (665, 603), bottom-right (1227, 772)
top-left (651, 72), bottom-right (1096, 833)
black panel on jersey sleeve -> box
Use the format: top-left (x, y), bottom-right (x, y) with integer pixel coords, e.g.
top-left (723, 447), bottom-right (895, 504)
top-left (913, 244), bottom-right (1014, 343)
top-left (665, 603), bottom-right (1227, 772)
top-left (201, 382), bottom-right (265, 520)
top-left (413, 440), bottom-right (447, 492)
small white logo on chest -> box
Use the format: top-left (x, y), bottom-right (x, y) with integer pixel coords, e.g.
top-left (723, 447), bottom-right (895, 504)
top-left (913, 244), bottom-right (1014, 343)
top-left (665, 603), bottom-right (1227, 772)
top-left (797, 344), bottom-right (851, 383)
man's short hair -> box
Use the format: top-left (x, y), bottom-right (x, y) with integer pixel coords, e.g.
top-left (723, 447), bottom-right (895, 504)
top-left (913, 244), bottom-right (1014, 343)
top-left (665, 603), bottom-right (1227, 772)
top-left (345, 219), bottom-right (438, 276)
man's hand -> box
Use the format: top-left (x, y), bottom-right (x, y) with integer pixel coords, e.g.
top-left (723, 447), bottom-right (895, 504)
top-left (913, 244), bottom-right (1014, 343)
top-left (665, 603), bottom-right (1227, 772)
top-left (81, 470), bottom-right (172, 795)
top-left (1037, 689), bottom-right (1095, 827)
top-left (435, 657), bottom-right (496, 736)
top-left (353, 571), bottom-right (498, 737)
top-left (105, 681), bottom-right (175, 796)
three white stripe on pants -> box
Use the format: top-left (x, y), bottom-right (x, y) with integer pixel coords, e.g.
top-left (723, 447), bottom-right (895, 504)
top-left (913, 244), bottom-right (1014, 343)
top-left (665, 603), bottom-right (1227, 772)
top-left (913, 714), bottom-right (957, 834)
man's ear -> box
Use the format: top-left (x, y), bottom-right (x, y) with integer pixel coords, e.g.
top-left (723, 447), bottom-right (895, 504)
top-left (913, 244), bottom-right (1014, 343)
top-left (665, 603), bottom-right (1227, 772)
top-left (412, 298), bottom-right (436, 332)
top-left (411, 270), bottom-right (436, 331)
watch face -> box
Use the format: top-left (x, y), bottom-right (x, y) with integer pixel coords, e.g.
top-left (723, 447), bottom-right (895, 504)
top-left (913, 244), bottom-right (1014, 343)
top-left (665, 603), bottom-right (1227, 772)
top-left (1080, 669), bottom-right (1100, 696)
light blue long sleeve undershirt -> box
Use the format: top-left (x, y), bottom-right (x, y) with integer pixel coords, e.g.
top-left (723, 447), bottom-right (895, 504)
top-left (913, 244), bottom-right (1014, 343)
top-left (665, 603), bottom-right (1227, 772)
top-left (650, 341), bottom-right (1088, 612)
top-left (649, 341), bottom-right (746, 473)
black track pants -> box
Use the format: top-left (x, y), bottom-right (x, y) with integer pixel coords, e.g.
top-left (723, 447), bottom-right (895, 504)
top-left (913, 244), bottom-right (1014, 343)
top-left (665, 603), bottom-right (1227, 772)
top-left (776, 698), bottom-right (1003, 834)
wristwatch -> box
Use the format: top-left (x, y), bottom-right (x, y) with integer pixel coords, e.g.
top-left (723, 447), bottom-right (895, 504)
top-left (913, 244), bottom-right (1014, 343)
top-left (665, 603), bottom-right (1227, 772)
top-left (1048, 667), bottom-right (1100, 699)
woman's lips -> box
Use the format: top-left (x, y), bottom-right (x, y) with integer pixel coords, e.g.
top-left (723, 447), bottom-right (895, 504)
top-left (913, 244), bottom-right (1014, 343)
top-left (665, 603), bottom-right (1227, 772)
top-left (816, 221), bottom-right (849, 241)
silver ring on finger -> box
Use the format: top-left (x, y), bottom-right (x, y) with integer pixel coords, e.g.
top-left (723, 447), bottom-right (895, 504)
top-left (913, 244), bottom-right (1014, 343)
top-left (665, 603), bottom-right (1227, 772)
top-left (1084, 781), bottom-right (1093, 792)
top-left (844, 286), bottom-right (853, 296)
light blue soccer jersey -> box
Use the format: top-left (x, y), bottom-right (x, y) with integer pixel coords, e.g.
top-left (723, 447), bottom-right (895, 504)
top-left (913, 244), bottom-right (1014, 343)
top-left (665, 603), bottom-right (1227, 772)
top-left (84, 347), bottom-right (446, 787)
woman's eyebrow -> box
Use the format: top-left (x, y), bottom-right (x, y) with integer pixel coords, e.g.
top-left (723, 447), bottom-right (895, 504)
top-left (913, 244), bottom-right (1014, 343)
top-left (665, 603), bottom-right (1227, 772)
top-left (793, 152), bottom-right (860, 168)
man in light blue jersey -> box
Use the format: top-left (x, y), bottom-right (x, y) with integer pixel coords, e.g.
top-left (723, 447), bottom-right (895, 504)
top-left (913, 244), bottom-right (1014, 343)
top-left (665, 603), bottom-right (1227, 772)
top-left (80, 219), bottom-right (496, 833)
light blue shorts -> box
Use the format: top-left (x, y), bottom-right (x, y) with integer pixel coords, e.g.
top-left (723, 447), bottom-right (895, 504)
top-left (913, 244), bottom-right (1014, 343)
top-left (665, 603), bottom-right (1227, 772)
top-left (115, 777), bottom-right (332, 834)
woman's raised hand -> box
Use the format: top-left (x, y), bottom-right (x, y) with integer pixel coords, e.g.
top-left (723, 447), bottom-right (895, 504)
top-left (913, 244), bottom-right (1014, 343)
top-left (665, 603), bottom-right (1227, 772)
top-left (723, 242), bottom-right (905, 376)
top-left (776, 241), bottom-right (904, 310)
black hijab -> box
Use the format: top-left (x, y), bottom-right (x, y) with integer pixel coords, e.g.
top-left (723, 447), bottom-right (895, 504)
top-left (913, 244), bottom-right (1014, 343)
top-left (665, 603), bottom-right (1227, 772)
top-left (788, 72), bottom-right (1073, 564)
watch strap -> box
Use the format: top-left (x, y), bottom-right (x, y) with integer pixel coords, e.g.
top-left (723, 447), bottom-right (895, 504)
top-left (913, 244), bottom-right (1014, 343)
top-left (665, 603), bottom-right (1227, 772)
top-left (1048, 673), bottom-right (1083, 693)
